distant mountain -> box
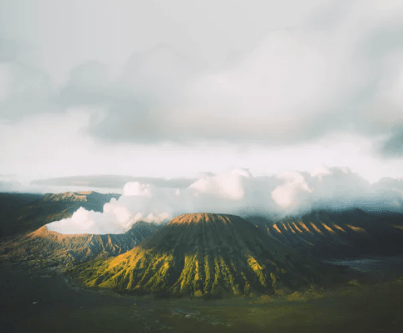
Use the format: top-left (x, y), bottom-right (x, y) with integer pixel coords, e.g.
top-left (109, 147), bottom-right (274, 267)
top-left (0, 192), bottom-right (43, 213)
top-left (69, 213), bottom-right (341, 298)
top-left (31, 175), bottom-right (195, 189)
top-left (42, 191), bottom-right (120, 208)
top-left (0, 191), bottom-right (120, 238)
top-left (247, 209), bottom-right (403, 259)
top-left (0, 221), bottom-right (160, 269)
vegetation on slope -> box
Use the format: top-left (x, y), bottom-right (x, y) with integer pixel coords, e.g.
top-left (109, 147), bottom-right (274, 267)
top-left (69, 213), bottom-right (340, 297)
top-left (247, 209), bottom-right (403, 259)
top-left (0, 221), bottom-right (160, 269)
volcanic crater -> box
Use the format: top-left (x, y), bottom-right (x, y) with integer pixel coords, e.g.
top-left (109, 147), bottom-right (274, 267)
top-left (0, 221), bottom-right (159, 269)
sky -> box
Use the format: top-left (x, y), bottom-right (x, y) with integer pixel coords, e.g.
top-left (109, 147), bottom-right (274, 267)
top-left (1, 0), bottom-right (403, 192)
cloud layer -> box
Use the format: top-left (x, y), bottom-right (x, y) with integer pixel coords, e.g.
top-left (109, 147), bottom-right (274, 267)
top-left (1, 0), bottom-right (403, 156)
top-left (46, 167), bottom-right (403, 234)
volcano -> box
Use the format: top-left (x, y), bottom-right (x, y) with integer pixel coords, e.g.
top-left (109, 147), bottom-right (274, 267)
top-left (70, 213), bottom-right (338, 297)
top-left (0, 221), bottom-right (159, 269)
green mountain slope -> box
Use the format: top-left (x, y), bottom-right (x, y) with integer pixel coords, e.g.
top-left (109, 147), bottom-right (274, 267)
top-left (69, 213), bottom-right (339, 297)
top-left (0, 221), bottom-right (160, 269)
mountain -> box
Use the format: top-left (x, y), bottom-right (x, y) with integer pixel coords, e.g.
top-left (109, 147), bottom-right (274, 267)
top-left (41, 190), bottom-right (120, 207)
top-left (247, 209), bottom-right (403, 259)
top-left (0, 191), bottom-right (120, 239)
top-left (0, 221), bottom-right (160, 270)
top-left (31, 175), bottom-right (195, 189)
top-left (69, 213), bottom-right (341, 298)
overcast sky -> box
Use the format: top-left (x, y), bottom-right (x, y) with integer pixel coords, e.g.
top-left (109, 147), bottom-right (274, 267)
top-left (1, 0), bottom-right (403, 187)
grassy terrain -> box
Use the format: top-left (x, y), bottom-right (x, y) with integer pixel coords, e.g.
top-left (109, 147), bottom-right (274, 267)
top-left (67, 214), bottom-right (341, 297)
top-left (1, 262), bottom-right (403, 333)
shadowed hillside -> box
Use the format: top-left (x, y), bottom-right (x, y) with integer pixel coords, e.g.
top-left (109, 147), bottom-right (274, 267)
top-left (247, 209), bottom-right (403, 259)
top-left (0, 191), bottom-right (120, 239)
top-left (69, 213), bottom-right (342, 298)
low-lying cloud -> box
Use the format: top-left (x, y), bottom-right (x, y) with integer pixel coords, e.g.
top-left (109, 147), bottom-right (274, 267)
top-left (46, 167), bottom-right (403, 234)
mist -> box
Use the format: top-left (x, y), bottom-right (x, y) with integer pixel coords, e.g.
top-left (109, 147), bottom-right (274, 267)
top-left (46, 166), bottom-right (403, 234)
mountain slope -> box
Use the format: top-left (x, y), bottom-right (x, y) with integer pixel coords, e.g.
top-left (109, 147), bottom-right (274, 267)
top-left (69, 213), bottom-right (340, 297)
top-left (0, 221), bottom-right (159, 269)
top-left (0, 191), bottom-right (120, 239)
top-left (248, 209), bottom-right (403, 259)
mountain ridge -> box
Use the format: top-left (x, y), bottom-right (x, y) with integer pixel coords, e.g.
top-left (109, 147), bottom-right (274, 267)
top-left (0, 220), bottom-right (160, 269)
top-left (0, 191), bottom-right (120, 239)
top-left (247, 209), bottom-right (403, 259)
top-left (69, 213), bottom-right (340, 298)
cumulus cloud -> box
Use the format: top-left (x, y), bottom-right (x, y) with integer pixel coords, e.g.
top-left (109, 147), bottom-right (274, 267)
top-left (189, 169), bottom-right (252, 200)
top-left (123, 182), bottom-right (153, 197)
top-left (271, 172), bottom-right (313, 209)
top-left (46, 167), bottom-right (403, 234)
top-left (46, 205), bottom-right (131, 235)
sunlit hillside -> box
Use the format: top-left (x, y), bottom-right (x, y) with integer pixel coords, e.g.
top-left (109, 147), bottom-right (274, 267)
top-left (69, 213), bottom-right (343, 297)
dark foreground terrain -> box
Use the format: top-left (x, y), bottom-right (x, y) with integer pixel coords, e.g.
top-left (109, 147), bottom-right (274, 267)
top-left (1, 259), bottom-right (403, 333)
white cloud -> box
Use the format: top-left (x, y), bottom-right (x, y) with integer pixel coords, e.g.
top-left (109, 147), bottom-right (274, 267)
top-left (3, 0), bottom-right (403, 147)
top-left (189, 170), bottom-right (251, 200)
top-left (310, 165), bottom-right (333, 180)
top-left (123, 182), bottom-right (153, 197)
top-left (2, 1), bottom-right (403, 197)
top-left (271, 172), bottom-right (313, 209)
top-left (46, 166), bottom-right (403, 234)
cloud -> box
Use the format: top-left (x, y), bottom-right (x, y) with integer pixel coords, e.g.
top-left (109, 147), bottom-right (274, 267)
top-left (1, 0), bottom-right (403, 154)
top-left (0, 38), bottom-right (18, 62)
top-left (46, 166), bottom-right (403, 234)
top-left (0, 60), bottom-right (57, 119)
top-left (123, 182), bottom-right (153, 197)
top-left (47, 169), bottom-right (276, 234)
top-left (58, 1), bottom-right (403, 151)
top-left (2, 0), bottom-right (403, 201)
top-left (46, 205), bottom-right (133, 235)
top-left (0, 180), bottom-right (22, 192)
top-left (189, 169), bottom-right (252, 200)
top-left (379, 126), bottom-right (403, 157)
top-left (306, 167), bottom-right (374, 210)
top-left (271, 172), bottom-right (313, 209)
